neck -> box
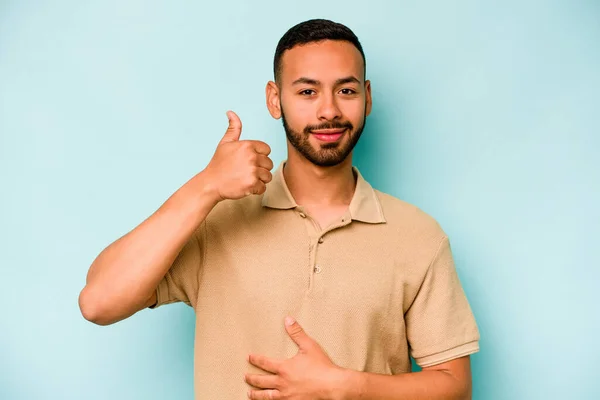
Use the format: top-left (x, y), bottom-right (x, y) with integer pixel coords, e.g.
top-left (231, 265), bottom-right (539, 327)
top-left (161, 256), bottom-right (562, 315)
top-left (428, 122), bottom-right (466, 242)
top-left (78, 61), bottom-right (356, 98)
top-left (283, 149), bottom-right (356, 207)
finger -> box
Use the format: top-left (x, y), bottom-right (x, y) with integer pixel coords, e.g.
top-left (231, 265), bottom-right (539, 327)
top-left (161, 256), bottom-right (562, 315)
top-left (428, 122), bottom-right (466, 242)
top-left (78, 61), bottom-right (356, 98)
top-left (245, 373), bottom-right (280, 390)
top-left (256, 167), bottom-right (272, 184)
top-left (255, 154), bottom-right (274, 171)
top-left (284, 316), bottom-right (314, 351)
top-left (249, 140), bottom-right (271, 156)
top-left (248, 389), bottom-right (280, 400)
top-left (245, 180), bottom-right (266, 197)
top-left (221, 110), bottom-right (242, 143)
top-left (248, 353), bottom-right (281, 374)
top-left (255, 181), bottom-right (267, 195)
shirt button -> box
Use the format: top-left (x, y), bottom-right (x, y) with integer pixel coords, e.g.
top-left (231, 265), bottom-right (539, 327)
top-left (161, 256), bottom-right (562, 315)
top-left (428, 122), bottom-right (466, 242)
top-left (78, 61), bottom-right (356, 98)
top-left (299, 212), bottom-right (306, 218)
top-left (318, 237), bottom-right (324, 244)
top-left (314, 265), bottom-right (322, 274)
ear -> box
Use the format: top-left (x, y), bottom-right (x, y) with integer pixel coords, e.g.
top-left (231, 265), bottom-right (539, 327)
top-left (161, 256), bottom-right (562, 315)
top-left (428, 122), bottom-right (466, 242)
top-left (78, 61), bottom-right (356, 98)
top-left (266, 81), bottom-right (282, 119)
top-left (365, 79), bottom-right (373, 117)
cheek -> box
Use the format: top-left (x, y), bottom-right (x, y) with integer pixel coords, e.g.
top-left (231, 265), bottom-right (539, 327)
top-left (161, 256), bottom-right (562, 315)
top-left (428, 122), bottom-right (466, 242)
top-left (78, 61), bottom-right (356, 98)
top-left (284, 96), bottom-right (313, 116)
top-left (282, 97), bottom-right (314, 126)
top-left (340, 101), bottom-right (366, 124)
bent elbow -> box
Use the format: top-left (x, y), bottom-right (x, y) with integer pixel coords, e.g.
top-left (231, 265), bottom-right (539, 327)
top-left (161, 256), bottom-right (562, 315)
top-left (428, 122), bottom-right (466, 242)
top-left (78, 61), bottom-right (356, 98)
top-left (78, 286), bottom-right (113, 326)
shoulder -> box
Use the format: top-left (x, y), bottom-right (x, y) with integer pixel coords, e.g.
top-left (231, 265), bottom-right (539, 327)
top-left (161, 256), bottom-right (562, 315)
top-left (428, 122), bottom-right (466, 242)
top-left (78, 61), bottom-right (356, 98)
top-left (374, 189), bottom-right (447, 246)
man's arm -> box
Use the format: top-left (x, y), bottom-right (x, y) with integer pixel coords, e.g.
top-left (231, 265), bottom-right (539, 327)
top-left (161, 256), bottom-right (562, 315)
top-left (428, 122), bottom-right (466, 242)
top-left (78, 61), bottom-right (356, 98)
top-left (78, 171), bottom-right (221, 326)
top-left (336, 356), bottom-right (472, 400)
top-left (78, 111), bottom-right (273, 326)
top-left (246, 318), bottom-right (473, 400)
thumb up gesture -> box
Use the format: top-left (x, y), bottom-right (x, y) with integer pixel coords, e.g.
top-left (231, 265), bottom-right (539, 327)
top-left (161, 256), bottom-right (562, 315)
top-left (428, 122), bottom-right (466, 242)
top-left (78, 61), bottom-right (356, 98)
top-left (203, 111), bottom-right (274, 202)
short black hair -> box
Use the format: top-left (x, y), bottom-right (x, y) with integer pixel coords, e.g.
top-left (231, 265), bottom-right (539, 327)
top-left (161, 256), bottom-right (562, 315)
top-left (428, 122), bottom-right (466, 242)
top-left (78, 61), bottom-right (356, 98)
top-left (273, 19), bottom-right (366, 83)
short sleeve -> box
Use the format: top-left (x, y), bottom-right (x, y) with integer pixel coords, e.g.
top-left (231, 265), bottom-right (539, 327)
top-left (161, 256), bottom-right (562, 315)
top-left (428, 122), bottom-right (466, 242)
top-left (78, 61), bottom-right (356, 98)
top-left (405, 236), bottom-right (480, 367)
top-left (149, 220), bottom-right (206, 310)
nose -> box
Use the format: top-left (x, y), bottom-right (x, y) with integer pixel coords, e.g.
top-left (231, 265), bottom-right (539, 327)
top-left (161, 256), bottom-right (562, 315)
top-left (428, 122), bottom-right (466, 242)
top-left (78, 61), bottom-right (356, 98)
top-left (317, 92), bottom-right (342, 121)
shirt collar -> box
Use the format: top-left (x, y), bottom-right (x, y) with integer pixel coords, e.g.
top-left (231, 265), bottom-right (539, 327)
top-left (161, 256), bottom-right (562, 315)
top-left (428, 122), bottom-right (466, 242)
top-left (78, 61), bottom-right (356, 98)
top-left (261, 161), bottom-right (386, 224)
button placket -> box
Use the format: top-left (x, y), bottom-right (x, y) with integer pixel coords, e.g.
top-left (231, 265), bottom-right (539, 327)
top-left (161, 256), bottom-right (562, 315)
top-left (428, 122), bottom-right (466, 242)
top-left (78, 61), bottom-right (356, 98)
top-left (309, 235), bottom-right (322, 290)
top-left (298, 208), bottom-right (320, 293)
top-left (311, 214), bottom-right (352, 285)
top-left (297, 208), bottom-right (351, 294)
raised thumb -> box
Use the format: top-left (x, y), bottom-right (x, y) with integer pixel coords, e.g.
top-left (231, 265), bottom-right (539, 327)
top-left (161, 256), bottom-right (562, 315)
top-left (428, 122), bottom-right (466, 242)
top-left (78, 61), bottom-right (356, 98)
top-left (221, 110), bottom-right (242, 143)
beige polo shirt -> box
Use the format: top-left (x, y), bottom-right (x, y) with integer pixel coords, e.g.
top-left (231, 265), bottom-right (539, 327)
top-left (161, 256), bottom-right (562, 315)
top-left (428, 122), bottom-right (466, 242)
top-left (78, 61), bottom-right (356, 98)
top-left (151, 160), bottom-right (480, 399)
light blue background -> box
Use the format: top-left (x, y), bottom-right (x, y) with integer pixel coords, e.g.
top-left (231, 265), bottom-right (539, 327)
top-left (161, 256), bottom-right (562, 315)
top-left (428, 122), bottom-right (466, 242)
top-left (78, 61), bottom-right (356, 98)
top-left (1, 1), bottom-right (598, 399)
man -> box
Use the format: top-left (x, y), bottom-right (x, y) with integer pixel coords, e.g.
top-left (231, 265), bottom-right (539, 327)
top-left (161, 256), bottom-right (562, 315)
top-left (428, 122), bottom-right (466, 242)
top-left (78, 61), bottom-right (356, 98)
top-left (79, 19), bottom-right (479, 400)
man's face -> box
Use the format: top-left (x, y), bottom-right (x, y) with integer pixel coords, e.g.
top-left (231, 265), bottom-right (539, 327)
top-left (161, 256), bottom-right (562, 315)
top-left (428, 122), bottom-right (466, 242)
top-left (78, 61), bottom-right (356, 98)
top-left (268, 40), bottom-right (372, 167)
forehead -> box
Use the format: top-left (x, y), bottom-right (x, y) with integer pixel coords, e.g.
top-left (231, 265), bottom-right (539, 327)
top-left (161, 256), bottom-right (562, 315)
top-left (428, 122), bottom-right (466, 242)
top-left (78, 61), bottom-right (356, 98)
top-left (279, 40), bottom-right (364, 84)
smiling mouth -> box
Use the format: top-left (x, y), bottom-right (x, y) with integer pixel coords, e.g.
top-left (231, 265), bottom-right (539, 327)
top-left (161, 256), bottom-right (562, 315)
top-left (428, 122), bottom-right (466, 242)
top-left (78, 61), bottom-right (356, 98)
top-left (311, 128), bottom-right (346, 134)
top-left (311, 129), bottom-right (346, 142)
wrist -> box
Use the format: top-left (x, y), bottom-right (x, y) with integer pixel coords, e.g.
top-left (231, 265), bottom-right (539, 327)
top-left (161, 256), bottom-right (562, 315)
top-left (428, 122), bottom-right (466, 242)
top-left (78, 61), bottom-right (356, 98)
top-left (193, 170), bottom-right (222, 206)
top-left (328, 367), bottom-right (362, 400)
top-left (167, 171), bottom-right (220, 225)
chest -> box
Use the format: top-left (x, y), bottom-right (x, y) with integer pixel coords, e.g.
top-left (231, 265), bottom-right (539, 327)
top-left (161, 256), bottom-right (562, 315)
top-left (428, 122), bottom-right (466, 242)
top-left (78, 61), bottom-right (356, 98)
top-left (201, 212), bottom-right (422, 320)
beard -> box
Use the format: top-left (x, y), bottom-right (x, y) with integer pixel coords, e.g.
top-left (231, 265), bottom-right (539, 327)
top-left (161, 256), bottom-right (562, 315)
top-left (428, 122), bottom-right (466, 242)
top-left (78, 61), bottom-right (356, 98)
top-left (281, 105), bottom-right (366, 167)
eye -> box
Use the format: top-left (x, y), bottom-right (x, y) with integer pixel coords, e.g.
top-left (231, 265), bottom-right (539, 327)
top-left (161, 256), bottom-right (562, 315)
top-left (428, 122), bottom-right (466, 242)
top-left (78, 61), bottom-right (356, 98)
top-left (299, 89), bottom-right (316, 96)
top-left (340, 88), bottom-right (357, 95)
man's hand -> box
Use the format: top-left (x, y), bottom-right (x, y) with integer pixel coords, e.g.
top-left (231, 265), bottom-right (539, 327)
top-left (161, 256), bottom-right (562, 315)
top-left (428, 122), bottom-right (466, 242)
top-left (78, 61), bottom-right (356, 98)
top-left (245, 317), bottom-right (346, 400)
top-left (203, 110), bottom-right (274, 202)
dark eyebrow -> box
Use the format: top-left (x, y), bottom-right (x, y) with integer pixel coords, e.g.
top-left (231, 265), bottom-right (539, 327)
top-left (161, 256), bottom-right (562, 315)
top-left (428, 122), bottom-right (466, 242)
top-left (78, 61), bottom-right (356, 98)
top-left (291, 76), bottom-right (362, 86)
top-left (292, 77), bottom-right (320, 86)
top-left (334, 76), bottom-right (361, 86)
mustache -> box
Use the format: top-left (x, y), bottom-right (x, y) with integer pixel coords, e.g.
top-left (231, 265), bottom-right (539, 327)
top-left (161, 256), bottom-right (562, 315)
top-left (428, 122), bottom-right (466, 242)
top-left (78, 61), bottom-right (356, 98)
top-left (303, 121), bottom-right (353, 134)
